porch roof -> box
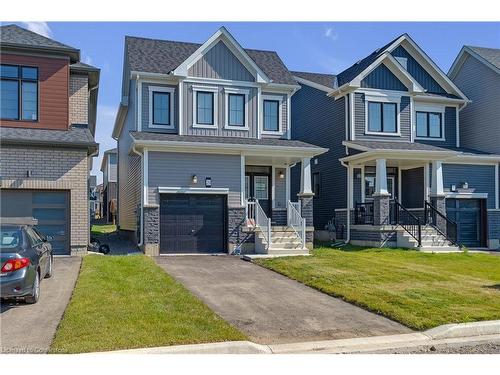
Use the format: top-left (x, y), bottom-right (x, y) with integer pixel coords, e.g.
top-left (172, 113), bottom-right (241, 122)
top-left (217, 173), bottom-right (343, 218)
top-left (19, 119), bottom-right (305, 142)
top-left (130, 132), bottom-right (327, 159)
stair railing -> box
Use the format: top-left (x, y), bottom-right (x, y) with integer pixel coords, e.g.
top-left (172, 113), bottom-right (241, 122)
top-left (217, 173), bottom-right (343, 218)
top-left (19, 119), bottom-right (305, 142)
top-left (255, 200), bottom-right (271, 250)
top-left (424, 201), bottom-right (458, 246)
top-left (287, 201), bottom-right (306, 249)
top-left (393, 198), bottom-right (422, 247)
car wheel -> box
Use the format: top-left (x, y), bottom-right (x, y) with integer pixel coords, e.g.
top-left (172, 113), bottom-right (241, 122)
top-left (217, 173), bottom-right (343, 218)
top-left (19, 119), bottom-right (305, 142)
top-left (25, 271), bottom-right (40, 304)
top-left (45, 256), bottom-right (53, 278)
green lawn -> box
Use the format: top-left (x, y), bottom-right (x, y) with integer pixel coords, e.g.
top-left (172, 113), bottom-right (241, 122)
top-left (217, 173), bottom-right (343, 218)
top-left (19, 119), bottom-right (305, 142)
top-left (255, 245), bottom-right (500, 330)
top-left (90, 224), bottom-right (117, 235)
top-left (50, 255), bottom-right (246, 353)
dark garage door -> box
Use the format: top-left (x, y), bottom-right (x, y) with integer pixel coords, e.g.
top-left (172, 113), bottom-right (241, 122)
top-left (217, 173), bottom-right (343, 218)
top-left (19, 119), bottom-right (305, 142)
top-left (446, 198), bottom-right (485, 247)
top-left (160, 194), bottom-right (226, 254)
top-left (1, 190), bottom-right (70, 255)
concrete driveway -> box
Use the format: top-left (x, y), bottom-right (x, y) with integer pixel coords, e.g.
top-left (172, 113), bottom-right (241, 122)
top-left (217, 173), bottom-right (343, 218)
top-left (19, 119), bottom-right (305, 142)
top-left (155, 256), bottom-right (411, 345)
top-left (0, 257), bottom-right (81, 353)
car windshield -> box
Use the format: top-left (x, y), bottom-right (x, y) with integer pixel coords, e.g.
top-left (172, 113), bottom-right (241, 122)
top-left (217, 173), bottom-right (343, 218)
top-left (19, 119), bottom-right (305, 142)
top-left (0, 226), bottom-right (23, 250)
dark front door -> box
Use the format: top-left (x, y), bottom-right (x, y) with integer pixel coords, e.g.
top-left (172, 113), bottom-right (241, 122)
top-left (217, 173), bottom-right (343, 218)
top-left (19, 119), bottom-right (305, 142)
top-left (446, 198), bottom-right (486, 247)
top-left (245, 169), bottom-right (272, 218)
top-left (159, 194), bottom-right (226, 254)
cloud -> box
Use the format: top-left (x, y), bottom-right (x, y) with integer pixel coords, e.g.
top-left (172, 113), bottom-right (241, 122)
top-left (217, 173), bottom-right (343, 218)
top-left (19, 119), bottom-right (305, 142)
top-left (83, 56), bottom-right (93, 65)
top-left (324, 27), bottom-right (339, 42)
top-left (21, 22), bottom-right (52, 38)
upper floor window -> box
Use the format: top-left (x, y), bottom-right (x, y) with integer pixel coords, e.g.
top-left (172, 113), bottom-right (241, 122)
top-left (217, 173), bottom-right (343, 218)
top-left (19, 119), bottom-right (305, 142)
top-left (149, 86), bottom-right (175, 129)
top-left (416, 111), bottom-right (442, 139)
top-left (228, 94), bottom-right (245, 127)
top-left (197, 91), bottom-right (214, 125)
top-left (0, 64), bottom-right (38, 121)
top-left (263, 99), bottom-right (279, 132)
top-left (367, 102), bottom-right (397, 134)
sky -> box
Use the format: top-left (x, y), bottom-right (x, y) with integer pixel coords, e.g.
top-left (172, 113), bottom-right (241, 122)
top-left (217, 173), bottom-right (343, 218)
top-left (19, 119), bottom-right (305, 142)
top-left (6, 22), bottom-right (500, 184)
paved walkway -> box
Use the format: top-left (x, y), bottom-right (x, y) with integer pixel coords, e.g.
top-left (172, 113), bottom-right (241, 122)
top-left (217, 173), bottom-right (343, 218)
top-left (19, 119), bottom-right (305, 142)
top-left (155, 255), bottom-right (411, 345)
top-left (0, 257), bottom-right (81, 353)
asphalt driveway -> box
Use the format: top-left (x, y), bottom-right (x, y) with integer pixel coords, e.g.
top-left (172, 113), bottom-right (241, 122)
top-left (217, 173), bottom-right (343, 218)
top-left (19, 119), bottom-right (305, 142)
top-left (0, 257), bottom-right (81, 353)
top-left (155, 255), bottom-right (411, 344)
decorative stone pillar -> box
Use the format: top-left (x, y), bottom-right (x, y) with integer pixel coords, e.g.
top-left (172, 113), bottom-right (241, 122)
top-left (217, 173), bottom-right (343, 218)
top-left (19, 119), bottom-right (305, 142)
top-left (143, 205), bottom-right (160, 256)
top-left (298, 193), bottom-right (314, 244)
top-left (228, 207), bottom-right (251, 254)
top-left (431, 196), bottom-right (447, 235)
top-left (430, 160), bottom-right (447, 234)
top-left (373, 194), bottom-right (391, 225)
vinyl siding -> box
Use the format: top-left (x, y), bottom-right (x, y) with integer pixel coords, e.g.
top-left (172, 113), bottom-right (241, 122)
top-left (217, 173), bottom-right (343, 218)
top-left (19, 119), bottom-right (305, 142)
top-left (274, 167), bottom-right (287, 210)
top-left (361, 64), bottom-right (407, 91)
top-left (401, 167), bottom-right (424, 208)
top-left (147, 152), bottom-right (242, 208)
top-left (416, 107), bottom-right (456, 148)
top-left (452, 54), bottom-right (500, 154)
top-left (182, 82), bottom-right (259, 138)
top-left (354, 93), bottom-right (411, 142)
top-left (291, 83), bottom-right (347, 229)
top-left (391, 45), bottom-right (447, 94)
top-left (141, 82), bottom-right (179, 133)
top-left (188, 40), bottom-right (255, 82)
top-left (108, 155), bottom-right (117, 182)
top-left (118, 79), bottom-right (142, 231)
top-left (443, 163), bottom-right (496, 209)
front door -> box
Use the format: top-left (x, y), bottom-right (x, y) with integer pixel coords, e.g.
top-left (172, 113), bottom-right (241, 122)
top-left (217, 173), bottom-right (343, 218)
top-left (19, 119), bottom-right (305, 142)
top-left (245, 169), bottom-right (272, 218)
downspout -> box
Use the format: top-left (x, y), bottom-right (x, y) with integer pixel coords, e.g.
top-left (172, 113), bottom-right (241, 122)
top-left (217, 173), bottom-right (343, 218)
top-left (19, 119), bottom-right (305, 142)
top-left (341, 160), bottom-right (351, 243)
top-left (131, 143), bottom-right (144, 247)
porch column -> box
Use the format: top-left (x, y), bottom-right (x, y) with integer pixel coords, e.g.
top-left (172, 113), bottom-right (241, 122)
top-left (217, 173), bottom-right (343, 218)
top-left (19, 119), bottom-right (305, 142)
top-left (373, 158), bottom-right (391, 225)
top-left (430, 160), bottom-right (447, 234)
top-left (298, 157), bottom-right (314, 235)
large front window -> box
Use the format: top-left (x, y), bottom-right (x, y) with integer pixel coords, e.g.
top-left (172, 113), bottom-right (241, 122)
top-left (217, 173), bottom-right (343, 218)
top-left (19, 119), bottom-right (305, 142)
top-left (263, 99), bottom-right (279, 131)
top-left (0, 64), bottom-right (38, 121)
top-left (416, 111), bottom-right (442, 139)
top-left (196, 91), bottom-right (214, 125)
top-left (367, 102), bottom-right (397, 134)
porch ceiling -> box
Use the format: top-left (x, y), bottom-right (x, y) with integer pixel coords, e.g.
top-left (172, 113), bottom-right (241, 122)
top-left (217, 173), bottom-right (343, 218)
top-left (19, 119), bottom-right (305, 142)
top-left (244, 154), bottom-right (304, 166)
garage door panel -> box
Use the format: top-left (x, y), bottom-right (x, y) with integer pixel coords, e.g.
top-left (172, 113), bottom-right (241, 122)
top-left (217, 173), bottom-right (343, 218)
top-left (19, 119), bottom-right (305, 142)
top-left (446, 198), bottom-right (483, 247)
top-left (160, 194), bottom-right (226, 254)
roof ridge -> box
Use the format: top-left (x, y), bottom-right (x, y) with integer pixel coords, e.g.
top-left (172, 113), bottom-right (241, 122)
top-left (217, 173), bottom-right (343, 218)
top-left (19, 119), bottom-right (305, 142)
top-left (292, 70), bottom-right (336, 76)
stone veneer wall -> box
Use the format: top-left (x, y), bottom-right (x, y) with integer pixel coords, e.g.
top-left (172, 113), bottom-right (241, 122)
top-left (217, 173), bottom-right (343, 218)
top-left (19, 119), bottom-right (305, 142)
top-left (488, 210), bottom-right (500, 249)
top-left (143, 205), bottom-right (159, 255)
top-left (0, 146), bottom-right (89, 255)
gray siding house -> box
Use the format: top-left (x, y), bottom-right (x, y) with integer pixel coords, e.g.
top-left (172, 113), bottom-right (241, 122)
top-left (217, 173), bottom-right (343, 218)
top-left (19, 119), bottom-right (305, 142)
top-left (100, 148), bottom-right (117, 223)
top-left (291, 34), bottom-right (500, 250)
top-left (113, 27), bottom-right (326, 256)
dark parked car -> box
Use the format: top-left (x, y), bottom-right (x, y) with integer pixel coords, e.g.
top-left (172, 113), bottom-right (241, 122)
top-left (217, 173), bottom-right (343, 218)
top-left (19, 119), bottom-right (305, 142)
top-left (0, 218), bottom-right (53, 304)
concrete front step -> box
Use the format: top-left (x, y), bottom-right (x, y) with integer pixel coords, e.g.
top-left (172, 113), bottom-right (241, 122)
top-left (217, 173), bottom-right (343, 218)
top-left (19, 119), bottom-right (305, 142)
top-left (266, 248), bottom-right (309, 255)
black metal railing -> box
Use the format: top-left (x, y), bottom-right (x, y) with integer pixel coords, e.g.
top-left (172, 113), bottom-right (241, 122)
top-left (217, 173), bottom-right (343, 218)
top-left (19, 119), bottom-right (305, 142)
top-left (393, 198), bottom-right (421, 246)
top-left (424, 201), bottom-right (458, 245)
top-left (354, 202), bottom-right (374, 225)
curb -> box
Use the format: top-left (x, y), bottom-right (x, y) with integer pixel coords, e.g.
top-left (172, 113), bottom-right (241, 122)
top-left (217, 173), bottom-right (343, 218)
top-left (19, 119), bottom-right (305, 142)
top-left (89, 320), bottom-right (500, 354)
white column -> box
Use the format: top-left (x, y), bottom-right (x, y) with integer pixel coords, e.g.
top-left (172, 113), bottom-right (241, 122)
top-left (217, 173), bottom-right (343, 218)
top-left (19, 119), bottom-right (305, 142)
top-left (424, 163), bottom-right (430, 202)
top-left (299, 157), bottom-right (313, 195)
top-left (360, 166), bottom-right (365, 203)
top-left (374, 158), bottom-right (389, 196)
top-left (240, 155), bottom-right (246, 206)
top-left (431, 160), bottom-right (444, 196)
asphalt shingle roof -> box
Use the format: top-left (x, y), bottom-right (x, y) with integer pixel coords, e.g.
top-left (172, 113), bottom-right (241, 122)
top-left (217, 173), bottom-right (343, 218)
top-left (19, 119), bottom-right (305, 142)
top-left (467, 46), bottom-right (500, 71)
top-left (130, 132), bottom-right (322, 149)
top-left (125, 36), bottom-right (297, 85)
top-left (0, 126), bottom-right (98, 151)
top-left (0, 24), bottom-right (78, 52)
top-left (291, 71), bottom-right (336, 89)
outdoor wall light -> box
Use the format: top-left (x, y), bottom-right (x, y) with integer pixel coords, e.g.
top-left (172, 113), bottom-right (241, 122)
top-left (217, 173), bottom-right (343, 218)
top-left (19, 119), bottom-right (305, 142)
top-left (191, 175), bottom-right (198, 184)
top-left (279, 171), bottom-right (285, 179)
top-left (462, 181), bottom-right (468, 189)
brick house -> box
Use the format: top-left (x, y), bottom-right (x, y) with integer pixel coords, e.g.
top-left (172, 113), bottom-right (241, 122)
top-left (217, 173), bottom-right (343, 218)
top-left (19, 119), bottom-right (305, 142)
top-left (0, 24), bottom-right (100, 255)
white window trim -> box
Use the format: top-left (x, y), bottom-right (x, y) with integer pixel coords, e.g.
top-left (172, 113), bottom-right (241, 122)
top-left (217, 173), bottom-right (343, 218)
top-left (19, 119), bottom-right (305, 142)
top-left (224, 87), bottom-right (250, 130)
top-left (148, 86), bottom-right (175, 129)
top-left (414, 103), bottom-right (446, 142)
top-left (192, 85), bottom-right (219, 129)
top-left (364, 95), bottom-right (401, 137)
top-left (261, 94), bottom-right (284, 135)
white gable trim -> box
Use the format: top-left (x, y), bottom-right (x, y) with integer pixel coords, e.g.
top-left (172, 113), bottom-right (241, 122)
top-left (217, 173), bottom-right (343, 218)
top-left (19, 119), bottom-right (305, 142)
top-left (448, 46), bottom-right (500, 79)
top-left (293, 76), bottom-right (332, 93)
top-left (173, 27), bottom-right (269, 84)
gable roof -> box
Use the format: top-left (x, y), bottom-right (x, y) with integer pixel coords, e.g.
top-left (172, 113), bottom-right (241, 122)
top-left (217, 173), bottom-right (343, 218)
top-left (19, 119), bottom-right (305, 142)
top-left (448, 45), bottom-right (500, 79)
top-left (125, 31), bottom-right (296, 85)
top-left (291, 71), bottom-right (337, 89)
top-left (0, 24), bottom-right (80, 62)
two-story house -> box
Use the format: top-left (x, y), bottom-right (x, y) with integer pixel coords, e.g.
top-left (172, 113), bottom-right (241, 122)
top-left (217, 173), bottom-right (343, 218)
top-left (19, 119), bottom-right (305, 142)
top-left (0, 24), bottom-right (100, 255)
top-left (291, 34), bottom-right (500, 250)
top-left (113, 27), bottom-right (326, 256)
top-left (100, 148), bottom-right (118, 223)
top-left (448, 46), bottom-right (500, 154)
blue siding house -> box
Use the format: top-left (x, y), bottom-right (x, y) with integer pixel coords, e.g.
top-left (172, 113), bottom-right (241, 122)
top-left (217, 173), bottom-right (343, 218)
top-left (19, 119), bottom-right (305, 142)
top-left (292, 34), bottom-right (500, 250)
